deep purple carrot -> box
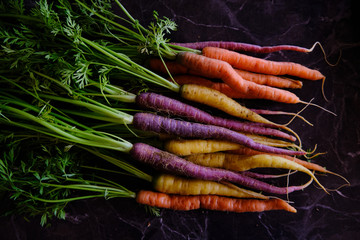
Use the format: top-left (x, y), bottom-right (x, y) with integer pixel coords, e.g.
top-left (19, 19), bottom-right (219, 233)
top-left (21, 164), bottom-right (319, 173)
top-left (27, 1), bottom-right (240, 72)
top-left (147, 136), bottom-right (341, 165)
top-left (136, 92), bottom-right (296, 141)
top-left (171, 41), bottom-right (317, 53)
top-left (132, 113), bottom-right (304, 156)
top-left (130, 143), bottom-right (311, 194)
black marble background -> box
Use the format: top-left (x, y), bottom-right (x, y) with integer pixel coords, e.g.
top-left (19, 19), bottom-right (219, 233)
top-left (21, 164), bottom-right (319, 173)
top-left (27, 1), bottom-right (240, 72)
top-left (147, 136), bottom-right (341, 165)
top-left (1, 0), bottom-right (359, 239)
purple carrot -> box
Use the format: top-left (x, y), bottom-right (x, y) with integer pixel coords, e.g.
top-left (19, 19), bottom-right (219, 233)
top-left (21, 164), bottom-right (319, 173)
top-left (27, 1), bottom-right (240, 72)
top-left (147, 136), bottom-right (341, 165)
top-left (130, 143), bottom-right (310, 194)
top-left (132, 113), bottom-right (304, 156)
top-left (171, 41), bottom-right (315, 53)
top-left (136, 92), bottom-right (296, 141)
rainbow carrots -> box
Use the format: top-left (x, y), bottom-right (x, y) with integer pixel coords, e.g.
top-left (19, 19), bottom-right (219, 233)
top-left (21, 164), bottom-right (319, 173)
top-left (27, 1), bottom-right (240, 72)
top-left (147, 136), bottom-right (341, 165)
top-left (130, 143), bottom-right (310, 195)
top-left (132, 113), bottom-right (303, 156)
top-left (184, 153), bottom-right (327, 193)
top-left (136, 91), bottom-right (296, 141)
top-left (136, 190), bottom-right (297, 213)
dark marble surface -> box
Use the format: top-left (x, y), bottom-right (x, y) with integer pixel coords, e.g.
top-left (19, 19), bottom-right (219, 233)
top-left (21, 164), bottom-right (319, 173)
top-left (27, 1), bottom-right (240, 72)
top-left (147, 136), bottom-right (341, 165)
top-left (1, 0), bottom-right (359, 239)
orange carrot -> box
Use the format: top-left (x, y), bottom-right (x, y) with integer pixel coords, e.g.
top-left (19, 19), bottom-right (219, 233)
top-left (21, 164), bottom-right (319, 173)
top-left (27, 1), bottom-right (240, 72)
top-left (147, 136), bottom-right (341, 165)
top-left (136, 190), bottom-right (200, 210)
top-left (177, 52), bottom-right (300, 104)
top-left (202, 46), bottom-right (325, 81)
top-left (150, 58), bottom-right (302, 89)
top-left (199, 195), bottom-right (296, 213)
top-left (234, 69), bottom-right (303, 89)
top-left (136, 190), bottom-right (296, 213)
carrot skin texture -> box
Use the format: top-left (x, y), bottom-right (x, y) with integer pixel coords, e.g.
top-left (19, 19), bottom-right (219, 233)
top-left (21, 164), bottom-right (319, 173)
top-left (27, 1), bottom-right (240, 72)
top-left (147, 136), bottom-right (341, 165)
top-left (164, 139), bottom-right (243, 156)
top-left (136, 190), bottom-right (296, 213)
top-left (202, 46), bottom-right (325, 80)
top-left (135, 92), bottom-right (295, 141)
top-left (234, 69), bottom-right (303, 89)
top-left (136, 190), bottom-right (200, 210)
top-left (130, 143), bottom-right (307, 194)
top-left (177, 52), bottom-right (300, 103)
top-left (172, 41), bottom-right (310, 54)
top-left (199, 195), bottom-right (297, 213)
top-left (132, 113), bottom-right (303, 156)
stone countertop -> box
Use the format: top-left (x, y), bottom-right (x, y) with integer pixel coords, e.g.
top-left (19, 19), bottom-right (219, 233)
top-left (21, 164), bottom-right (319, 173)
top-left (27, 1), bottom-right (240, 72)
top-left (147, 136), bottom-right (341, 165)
top-left (1, 0), bottom-right (359, 239)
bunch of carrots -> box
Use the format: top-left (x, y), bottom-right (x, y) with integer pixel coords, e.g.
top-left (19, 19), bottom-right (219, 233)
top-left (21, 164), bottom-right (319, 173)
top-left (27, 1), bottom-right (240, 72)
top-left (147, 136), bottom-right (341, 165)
top-left (0, 0), bottom-right (349, 224)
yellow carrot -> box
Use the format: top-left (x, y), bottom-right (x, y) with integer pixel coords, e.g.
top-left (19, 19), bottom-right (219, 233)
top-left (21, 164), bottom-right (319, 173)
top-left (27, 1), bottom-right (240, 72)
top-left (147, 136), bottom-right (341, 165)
top-left (185, 153), bottom-right (328, 193)
top-left (164, 139), bottom-right (243, 156)
top-left (153, 174), bottom-right (268, 199)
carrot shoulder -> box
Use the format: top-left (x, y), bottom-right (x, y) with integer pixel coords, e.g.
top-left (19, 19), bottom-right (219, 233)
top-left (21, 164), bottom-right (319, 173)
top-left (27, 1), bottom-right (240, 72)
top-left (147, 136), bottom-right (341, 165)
top-left (202, 46), bottom-right (325, 81)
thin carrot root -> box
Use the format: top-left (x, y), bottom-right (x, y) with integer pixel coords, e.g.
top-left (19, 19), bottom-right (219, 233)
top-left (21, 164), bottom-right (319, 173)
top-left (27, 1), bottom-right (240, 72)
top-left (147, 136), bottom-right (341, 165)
top-left (321, 77), bottom-right (329, 102)
top-left (310, 41), bottom-right (342, 67)
top-left (304, 145), bottom-right (327, 159)
top-left (242, 132), bottom-right (303, 151)
top-left (251, 107), bottom-right (313, 127)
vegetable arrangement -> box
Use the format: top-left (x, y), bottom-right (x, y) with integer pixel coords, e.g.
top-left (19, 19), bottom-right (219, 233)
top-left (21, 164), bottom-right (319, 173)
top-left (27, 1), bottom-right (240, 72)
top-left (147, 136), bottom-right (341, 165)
top-left (0, 0), bottom-right (348, 226)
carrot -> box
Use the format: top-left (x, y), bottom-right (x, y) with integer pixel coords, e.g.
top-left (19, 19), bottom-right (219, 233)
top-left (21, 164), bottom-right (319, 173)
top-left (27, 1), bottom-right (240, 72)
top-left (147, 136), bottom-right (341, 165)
top-left (177, 52), bottom-right (301, 104)
top-left (171, 41), bottom-right (319, 54)
top-left (149, 58), bottom-right (303, 90)
top-left (136, 190), bottom-right (200, 210)
top-left (179, 84), bottom-right (302, 142)
top-left (199, 195), bottom-right (297, 213)
top-left (202, 47), bottom-right (325, 81)
top-left (164, 139), bottom-right (297, 156)
top-left (153, 174), bottom-right (268, 199)
top-left (179, 84), bottom-right (291, 123)
top-left (234, 69), bottom-right (303, 89)
top-left (184, 153), bottom-right (328, 193)
top-left (136, 190), bottom-right (297, 213)
top-left (164, 139), bottom-right (243, 156)
top-left (132, 113), bottom-right (304, 156)
top-left (149, 58), bottom-right (302, 89)
top-left (227, 146), bottom-right (350, 186)
top-left (136, 92), bottom-right (296, 141)
top-left (130, 143), bottom-right (311, 194)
